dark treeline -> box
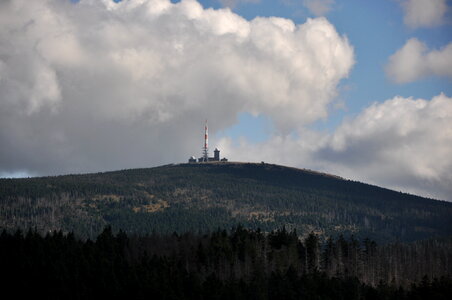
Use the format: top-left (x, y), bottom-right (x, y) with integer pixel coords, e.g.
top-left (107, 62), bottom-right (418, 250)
top-left (1, 226), bottom-right (451, 299)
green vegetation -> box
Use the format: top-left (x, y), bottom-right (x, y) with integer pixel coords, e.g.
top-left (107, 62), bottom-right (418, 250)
top-left (1, 227), bottom-right (451, 299)
top-left (1, 162), bottom-right (451, 242)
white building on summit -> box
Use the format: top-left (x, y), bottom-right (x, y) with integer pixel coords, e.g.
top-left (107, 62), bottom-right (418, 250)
top-left (188, 121), bottom-right (228, 163)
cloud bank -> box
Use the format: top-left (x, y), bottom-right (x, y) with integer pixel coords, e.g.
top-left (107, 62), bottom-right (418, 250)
top-left (386, 38), bottom-right (452, 83)
top-left (0, 0), bottom-right (353, 174)
top-left (220, 93), bottom-right (452, 201)
top-left (401, 0), bottom-right (448, 28)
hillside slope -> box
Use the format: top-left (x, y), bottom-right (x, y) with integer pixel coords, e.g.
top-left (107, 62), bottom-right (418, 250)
top-left (1, 162), bottom-right (451, 242)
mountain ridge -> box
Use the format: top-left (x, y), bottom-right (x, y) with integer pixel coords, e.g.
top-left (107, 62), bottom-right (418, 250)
top-left (1, 162), bottom-right (451, 242)
top-left (4, 161), bottom-right (443, 202)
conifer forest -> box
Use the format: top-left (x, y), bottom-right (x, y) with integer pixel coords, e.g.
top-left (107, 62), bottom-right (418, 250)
top-left (1, 163), bottom-right (452, 298)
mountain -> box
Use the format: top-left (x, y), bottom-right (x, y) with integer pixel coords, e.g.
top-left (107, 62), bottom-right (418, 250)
top-left (1, 162), bottom-right (451, 242)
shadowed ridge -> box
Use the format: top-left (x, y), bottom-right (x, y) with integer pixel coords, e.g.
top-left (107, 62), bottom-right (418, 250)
top-left (1, 161), bottom-right (451, 242)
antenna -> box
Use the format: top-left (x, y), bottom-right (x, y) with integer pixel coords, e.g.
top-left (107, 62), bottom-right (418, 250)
top-left (203, 120), bottom-right (208, 161)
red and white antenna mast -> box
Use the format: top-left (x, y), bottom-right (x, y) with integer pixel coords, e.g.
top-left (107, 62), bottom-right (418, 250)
top-left (203, 120), bottom-right (209, 161)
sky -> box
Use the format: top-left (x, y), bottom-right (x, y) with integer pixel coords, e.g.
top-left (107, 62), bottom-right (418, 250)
top-left (0, 0), bottom-right (451, 201)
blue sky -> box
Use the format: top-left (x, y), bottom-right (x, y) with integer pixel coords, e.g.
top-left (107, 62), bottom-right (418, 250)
top-left (0, 0), bottom-right (451, 200)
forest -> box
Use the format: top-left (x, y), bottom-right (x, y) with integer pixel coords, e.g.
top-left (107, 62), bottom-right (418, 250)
top-left (1, 226), bottom-right (451, 299)
top-left (1, 162), bottom-right (452, 242)
top-left (2, 163), bottom-right (451, 298)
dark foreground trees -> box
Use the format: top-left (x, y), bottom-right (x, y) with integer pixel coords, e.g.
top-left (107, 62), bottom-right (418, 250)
top-left (0, 227), bottom-right (451, 299)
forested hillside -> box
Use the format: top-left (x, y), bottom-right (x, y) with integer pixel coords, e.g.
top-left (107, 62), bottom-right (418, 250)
top-left (1, 162), bottom-right (451, 242)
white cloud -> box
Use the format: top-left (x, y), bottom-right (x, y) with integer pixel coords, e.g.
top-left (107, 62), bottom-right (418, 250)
top-left (386, 38), bottom-right (452, 83)
top-left (303, 0), bottom-right (335, 16)
top-left (401, 0), bottom-right (448, 28)
top-left (0, 0), bottom-right (353, 175)
top-left (221, 93), bottom-right (452, 201)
